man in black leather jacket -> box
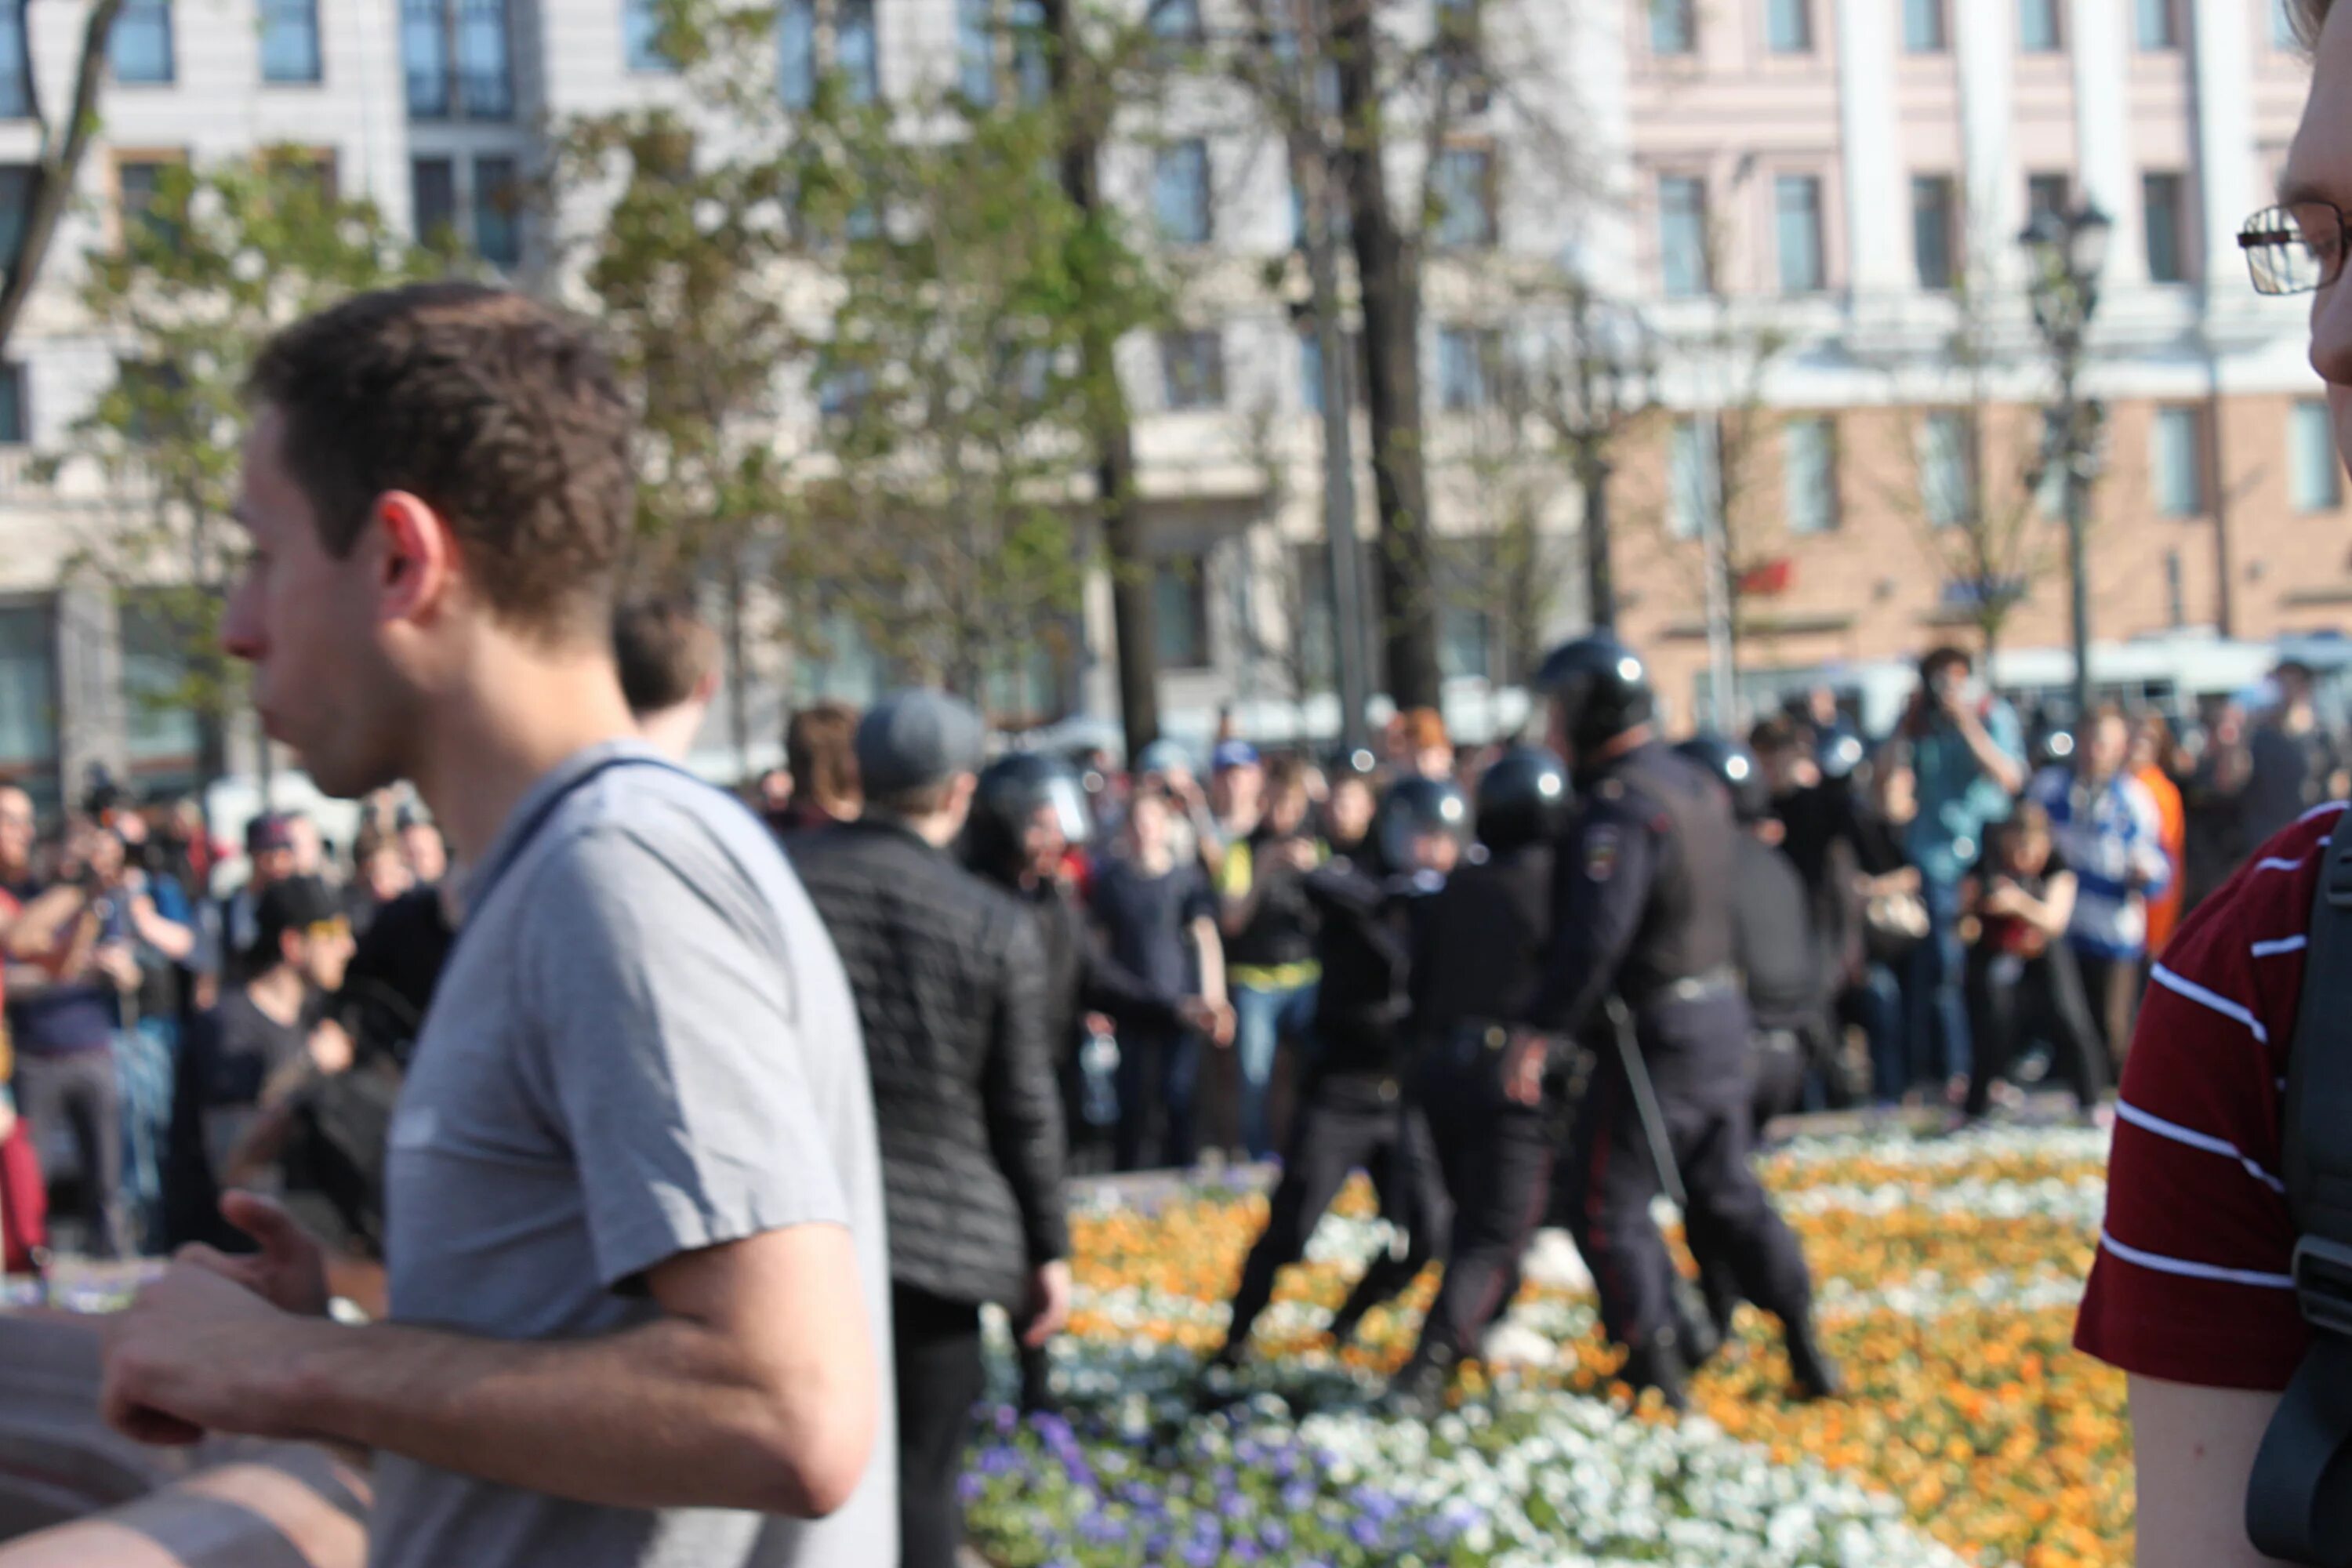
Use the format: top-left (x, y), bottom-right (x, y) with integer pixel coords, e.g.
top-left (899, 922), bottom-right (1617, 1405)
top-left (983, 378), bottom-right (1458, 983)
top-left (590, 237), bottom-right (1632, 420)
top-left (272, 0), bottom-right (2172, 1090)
top-left (789, 691), bottom-right (1069, 1568)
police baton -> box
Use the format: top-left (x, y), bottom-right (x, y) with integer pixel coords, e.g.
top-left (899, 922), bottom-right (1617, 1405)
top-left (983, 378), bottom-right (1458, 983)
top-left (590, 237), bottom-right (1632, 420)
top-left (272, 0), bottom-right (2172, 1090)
top-left (1604, 996), bottom-right (1686, 1210)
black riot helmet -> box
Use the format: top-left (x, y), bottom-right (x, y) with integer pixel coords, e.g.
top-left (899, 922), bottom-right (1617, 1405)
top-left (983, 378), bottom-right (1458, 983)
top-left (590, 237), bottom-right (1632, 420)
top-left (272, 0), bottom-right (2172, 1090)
top-left (1532, 634), bottom-right (1657, 756)
top-left (1374, 775), bottom-right (1473, 874)
top-left (1674, 734), bottom-right (1770, 825)
top-left (1475, 746), bottom-right (1572, 854)
top-left (967, 753), bottom-right (1093, 880)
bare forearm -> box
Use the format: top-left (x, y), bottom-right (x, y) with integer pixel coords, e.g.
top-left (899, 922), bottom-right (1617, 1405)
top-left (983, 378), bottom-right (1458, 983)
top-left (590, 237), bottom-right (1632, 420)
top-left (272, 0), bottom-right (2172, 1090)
top-left (278, 1314), bottom-right (854, 1516)
top-left (1958, 717), bottom-right (2023, 793)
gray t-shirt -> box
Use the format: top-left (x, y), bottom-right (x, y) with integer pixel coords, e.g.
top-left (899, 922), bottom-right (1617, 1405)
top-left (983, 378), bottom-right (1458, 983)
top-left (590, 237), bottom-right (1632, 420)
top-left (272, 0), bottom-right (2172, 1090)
top-left (372, 742), bottom-right (896, 1568)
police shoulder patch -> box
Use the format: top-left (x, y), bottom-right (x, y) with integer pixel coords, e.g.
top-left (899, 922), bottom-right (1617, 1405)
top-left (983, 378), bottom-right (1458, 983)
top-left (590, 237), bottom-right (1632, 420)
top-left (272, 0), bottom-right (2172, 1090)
top-left (1584, 823), bottom-right (1621, 883)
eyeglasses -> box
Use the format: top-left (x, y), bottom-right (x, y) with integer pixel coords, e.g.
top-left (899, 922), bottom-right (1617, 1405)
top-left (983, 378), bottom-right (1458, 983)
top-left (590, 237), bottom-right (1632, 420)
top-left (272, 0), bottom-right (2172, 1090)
top-left (2240, 201), bottom-right (2352, 296)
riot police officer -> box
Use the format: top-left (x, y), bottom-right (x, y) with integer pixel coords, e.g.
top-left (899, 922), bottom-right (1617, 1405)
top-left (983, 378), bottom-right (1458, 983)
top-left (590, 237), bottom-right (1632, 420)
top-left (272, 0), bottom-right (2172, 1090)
top-left (1207, 778), bottom-right (1461, 1374)
top-left (1385, 747), bottom-right (1573, 1414)
top-left (1519, 636), bottom-right (1839, 1410)
top-left (967, 753), bottom-right (1223, 1412)
top-left (1675, 735), bottom-right (1827, 1132)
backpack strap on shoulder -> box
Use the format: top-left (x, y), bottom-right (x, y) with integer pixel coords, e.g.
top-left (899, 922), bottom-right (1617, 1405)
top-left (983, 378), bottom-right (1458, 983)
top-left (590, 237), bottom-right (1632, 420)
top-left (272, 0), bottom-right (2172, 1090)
top-left (2249, 815), bottom-right (2352, 1566)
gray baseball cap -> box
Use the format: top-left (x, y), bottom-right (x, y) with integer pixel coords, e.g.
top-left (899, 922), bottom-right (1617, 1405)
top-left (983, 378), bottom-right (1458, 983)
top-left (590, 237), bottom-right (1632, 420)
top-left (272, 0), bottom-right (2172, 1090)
top-left (855, 689), bottom-right (986, 797)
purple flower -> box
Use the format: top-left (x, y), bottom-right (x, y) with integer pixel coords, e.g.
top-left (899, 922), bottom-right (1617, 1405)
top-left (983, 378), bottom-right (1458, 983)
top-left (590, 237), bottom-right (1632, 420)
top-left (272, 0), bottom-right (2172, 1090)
top-left (956, 1473), bottom-right (984, 1504)
top-left (993, 1405), bottom-right (1018, 1436)
top-left (1260, 1521), bottom-right (1290, 1550)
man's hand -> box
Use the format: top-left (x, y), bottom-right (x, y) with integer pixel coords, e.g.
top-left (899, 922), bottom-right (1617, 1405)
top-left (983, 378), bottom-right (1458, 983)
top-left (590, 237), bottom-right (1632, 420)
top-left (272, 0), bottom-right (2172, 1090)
top-left (308, 1018), bottom-right (354, 1076)
top-left (178, 1190), bottom-right (332, 1318)
top-left (1276, 839), bottom-right (1319, 873)
top-left (1178, 996), bottom-right (1235, 1047)
top-left (102, 1260), bottom-right (307, 1446)
top-left (1018, 1260), bottom-right (1072, 1348)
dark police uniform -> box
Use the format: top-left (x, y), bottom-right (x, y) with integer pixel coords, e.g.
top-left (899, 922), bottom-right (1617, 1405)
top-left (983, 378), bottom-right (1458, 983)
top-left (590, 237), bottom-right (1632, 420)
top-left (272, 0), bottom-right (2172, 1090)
top-left (1530, 739), bottom-right (1828, 1396)
top-left (1213, 800), bottom-right (1456, 1365)
top-left (1730, 832), bottom-right (1826, 1131)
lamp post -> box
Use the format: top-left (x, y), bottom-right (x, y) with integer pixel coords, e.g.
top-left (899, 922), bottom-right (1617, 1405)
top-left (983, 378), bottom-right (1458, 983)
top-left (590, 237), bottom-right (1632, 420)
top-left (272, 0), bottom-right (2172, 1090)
top-left (2020, 203), bottom-right (2112, 729)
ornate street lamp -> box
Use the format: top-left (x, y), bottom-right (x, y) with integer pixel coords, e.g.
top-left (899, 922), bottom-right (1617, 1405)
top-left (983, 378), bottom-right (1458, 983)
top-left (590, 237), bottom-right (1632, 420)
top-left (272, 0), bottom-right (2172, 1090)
top-left (2020, 203), bottom-right (2111, 728)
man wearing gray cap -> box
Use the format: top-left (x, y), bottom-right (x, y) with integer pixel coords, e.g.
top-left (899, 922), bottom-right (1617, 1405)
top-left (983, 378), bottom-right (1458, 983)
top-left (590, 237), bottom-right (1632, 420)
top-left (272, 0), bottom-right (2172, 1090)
top-left (786, 689), bottom-right (1069, 1568)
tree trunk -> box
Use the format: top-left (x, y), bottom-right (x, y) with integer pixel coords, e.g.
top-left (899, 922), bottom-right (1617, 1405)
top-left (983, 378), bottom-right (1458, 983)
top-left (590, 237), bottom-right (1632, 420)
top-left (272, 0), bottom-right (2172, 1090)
top-left (1330, 0), bottom-right (1439, 712)
top-left (1042, 0), bottom-right (1160, 760)
top-left (0, 1), bottom-right (128, 356)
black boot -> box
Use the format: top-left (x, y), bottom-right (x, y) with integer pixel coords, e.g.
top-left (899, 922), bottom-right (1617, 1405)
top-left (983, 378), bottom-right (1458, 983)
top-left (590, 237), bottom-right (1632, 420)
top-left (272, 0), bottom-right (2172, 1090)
top-left (1382, 1346), bottom-right (1455, 1422)
top-left (1783, 1314), bottom-right (1842, 1401)
top-left (1619, 1334), bottom-right (1690, 1412)
top-left (1673, 1283), bottom-right (1723, 1374)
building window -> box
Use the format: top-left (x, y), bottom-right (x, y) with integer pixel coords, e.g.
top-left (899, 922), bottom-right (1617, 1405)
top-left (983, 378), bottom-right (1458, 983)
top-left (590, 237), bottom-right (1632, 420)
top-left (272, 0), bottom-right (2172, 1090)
top-left (1658, 173), bottom-right (1708, 298)
top-left (111, 0), bottom-right (172, 83)
top-left (0, 601), bottom-right (56, 793)
top-left (0, 2), bottom-right (31, 118)
top-left (1439, 601), bottom-right (1492, 682)
top-left (474, 154), bottom-right (521, 267)
top-left (118, 598), bottom-right (200, 781)
top-left (117, 156), bottom-right (183, 248)
top-left (1774, 173), bottom-right (1824, 294)
top-left (1152, 556), bottom-right (1210, 670)
top-left (1912, 174), bottom-right (1955, 290)
top-left (1784, 416), bottom-right (1838, 535)
top-left (0, 165), bottom-right (29, 273)
top-left (1903, 0), bottom-right (1945, 53)
top-left (2292, 398), bottom-right (2341, 512)
top-left (403, 0), bottom-right (513, 119)
top-left (1152, 140), bottom-right (1210, 245)
top-left (624, 0), bottom-right (675, 70)
top-left (779, 0), bottom-right (877, 108)
top-left (815, 363), bottom-right (872, 420)
top-left (2027, 172), bottom-right (2071, 223)
top-left (2135, 0), bottom-right (2178, 49)
top-left (1432, 147), bottom-right (1497, 249)
top-left (1920, 410), bottom-right (1974, 528)
top-left (1160, 329), bottom-right (1224, 411)
top-left (2018, 0), bottom-right (2062, 50)
top-left (1764, 0), bottom-right (1811, 52)
top-left (957, 0), bottom-right (994, 102)
top-left (0, 363), bottom-right (27, 445)
top-left (1669, 416), bottom-right (1719, 539)
top-left (2143, 172), bottom-right (2187, 283)
top-left (263, 147), bottom-right (338, 205)
top-left (2152, 406), bottom-right (2205, 516)
top-left (260, 0), bottom-right (321, 82)
top-left (1648, 0), bottom-right (1695, 54)
top-left (1148, 0), bottom-right (1201, 43)
top-left (411, 157), bottom-right (456, 245)
top-left (1437, 327), bottom-right (1494, 412)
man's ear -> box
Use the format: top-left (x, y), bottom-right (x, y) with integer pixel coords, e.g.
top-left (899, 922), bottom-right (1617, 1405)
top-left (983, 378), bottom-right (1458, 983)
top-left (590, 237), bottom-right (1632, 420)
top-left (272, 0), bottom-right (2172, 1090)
top-left (692, 667), bottom-right (722, 706)
top-left (372, 491), bottom-right (459, 628)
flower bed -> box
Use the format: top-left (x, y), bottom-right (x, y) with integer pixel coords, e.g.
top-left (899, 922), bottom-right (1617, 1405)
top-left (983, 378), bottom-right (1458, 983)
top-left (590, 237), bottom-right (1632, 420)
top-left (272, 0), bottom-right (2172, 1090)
top-left (965, 1124), bottom-right (2126, 1568)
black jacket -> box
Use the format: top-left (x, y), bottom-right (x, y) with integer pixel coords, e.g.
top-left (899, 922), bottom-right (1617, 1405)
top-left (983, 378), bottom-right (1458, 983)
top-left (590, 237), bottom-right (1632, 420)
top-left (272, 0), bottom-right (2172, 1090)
top-left (789, 819), bottom-right (1068, 1306)
top-left (1300, 860), bottom-right (1437, 1085)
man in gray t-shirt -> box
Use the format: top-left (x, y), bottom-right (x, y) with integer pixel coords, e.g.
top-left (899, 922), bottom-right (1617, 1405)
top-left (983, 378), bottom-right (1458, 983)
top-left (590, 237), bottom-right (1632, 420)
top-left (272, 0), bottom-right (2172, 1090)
top-left (98, 285), bottom-right (895, 1568)
top-left (374, 746), bottom-right (895, 1567)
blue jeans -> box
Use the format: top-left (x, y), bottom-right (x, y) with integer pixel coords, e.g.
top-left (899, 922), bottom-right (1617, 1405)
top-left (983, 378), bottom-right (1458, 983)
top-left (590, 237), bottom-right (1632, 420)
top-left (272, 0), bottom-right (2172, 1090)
top-left (117, 1014), bottom-right (178, 1255)
top-left (1904, 878), bottom-right (1973, 1089)
top-left (1231, 979), bottom-right (1318, 1161)
top-left (1114, 1025), bottom-right (1201, 1172)
top-left (1849, 963), bottom-right (1907, 1104)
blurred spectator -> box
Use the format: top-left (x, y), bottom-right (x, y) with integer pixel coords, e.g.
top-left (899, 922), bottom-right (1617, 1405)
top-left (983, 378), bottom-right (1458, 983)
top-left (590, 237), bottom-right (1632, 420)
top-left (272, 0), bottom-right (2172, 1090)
top-left (1897, 646), bottom-right (2026, 1102)
top-left (2027, 706), bottom-right (2169, 1074)
top-left (1852, 754), bottom-right (1924, 1103)
top-left (1323, 766), bottom-right (1378, 862)
top-left (1210, 740), bottom-right (1264, 844)
top-left (1134, 739), bottom-right (1219, 876)
top-left (1962, 804), bottom-right (2106, 1120)
top-left (2132, 714), bottom-right (2187, 959)
top-left (2239, 659), bottom-right (2347, 847)
top-left (289, 813), bottom-right (328, 880)
top-left (165, 875), bottom-right (354, 1250)
top-left (1094, 786), bottom-right (1226, 1171)
top-left (772, 702), bottom-right (863, 835)
top-left (1216, 756), bottom-right (1324, 1161)
top-left (1793, 685), bottom-right (1860, 766)
top-left (2178, 695), bottom-right (2252, 910)
top-left (4, 822), bottom-right (178, 1258)
top-left (614, 592), bottom-right (720, 763)
top-left (215, 813), bottom-right (302, 987)
top-left (397, 809), bottom-right (447, 887)
top-left (346, 825), bottom-right (415, 935)
top-left (84, 817), bottom-right (197, 1250)
top-left (0, 786), bottom-right (44, 1269)
top-left (1399, 707), bottom-right (1454, 781)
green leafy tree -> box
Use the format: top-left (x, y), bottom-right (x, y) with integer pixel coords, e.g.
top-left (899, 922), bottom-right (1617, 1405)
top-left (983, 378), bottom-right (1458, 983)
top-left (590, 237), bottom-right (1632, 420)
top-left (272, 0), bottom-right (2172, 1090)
top-left (41, 154), bottom-right (441, 789)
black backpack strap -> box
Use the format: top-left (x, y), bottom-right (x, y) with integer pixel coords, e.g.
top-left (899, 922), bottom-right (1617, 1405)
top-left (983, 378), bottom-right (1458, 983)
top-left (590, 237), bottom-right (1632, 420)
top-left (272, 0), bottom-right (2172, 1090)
top-left (2249, 816), bottom-right (2352, 1565)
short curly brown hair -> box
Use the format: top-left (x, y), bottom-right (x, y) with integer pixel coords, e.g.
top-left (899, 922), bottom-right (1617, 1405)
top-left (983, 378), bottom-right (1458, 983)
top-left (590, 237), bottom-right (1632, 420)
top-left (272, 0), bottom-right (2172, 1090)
top-left (246, 282), bottom-right (635, 646)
